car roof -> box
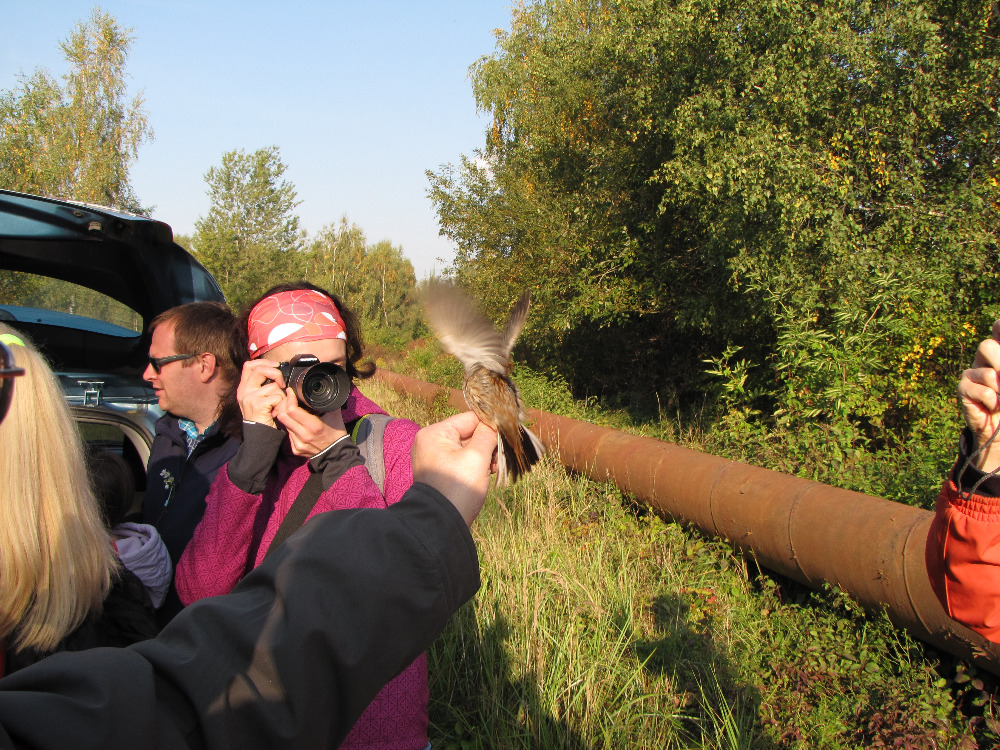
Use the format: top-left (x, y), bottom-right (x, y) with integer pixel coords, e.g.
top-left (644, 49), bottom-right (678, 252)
top-left (0, 189), bottom-right (225, 372)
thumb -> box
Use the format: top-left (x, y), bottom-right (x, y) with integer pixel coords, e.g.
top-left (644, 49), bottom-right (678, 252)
top-left (438, 410), bottom-right (481, 440)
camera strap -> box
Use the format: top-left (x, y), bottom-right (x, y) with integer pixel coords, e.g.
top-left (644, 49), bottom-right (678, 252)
top-left (251, 414), bottom-right (397, 570)
top-left (256, 472), bottom-right (326, 568)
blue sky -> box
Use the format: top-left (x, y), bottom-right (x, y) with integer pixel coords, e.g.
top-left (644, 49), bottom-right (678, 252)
top-left (1, 1), bottom-right (515, 278)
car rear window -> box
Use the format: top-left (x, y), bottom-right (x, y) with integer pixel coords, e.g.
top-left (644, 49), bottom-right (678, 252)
top-left (0, 271), bottom-right (141, 336)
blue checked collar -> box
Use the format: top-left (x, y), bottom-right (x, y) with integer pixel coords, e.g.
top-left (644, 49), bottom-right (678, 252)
top-left (178, 418), bottom-right (214, 455)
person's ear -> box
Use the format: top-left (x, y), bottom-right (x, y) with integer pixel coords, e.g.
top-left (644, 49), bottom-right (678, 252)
top-left (197, 352), bottom-right (218, 383)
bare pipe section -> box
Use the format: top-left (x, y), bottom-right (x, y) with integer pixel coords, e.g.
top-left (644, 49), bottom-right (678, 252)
top-left (373, 369), bottom-right (1000, 674)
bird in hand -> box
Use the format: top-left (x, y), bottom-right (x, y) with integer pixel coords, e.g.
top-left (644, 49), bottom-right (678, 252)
top-left (423, 281), bottom-right (544, 486)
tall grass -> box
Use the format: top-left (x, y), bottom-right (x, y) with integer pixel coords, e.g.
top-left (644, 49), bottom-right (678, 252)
top-left (359, 370), bottom-right (998, 749)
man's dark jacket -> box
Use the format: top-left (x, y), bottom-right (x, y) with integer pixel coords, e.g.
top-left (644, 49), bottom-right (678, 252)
top-left (142, 415), bottom-right (240, 620)
top-left (0, 483), bottom-right (479, 750)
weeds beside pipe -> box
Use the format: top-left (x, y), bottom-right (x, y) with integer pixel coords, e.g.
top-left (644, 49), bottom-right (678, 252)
top-left (373, 369), bottom-right (1000, 675)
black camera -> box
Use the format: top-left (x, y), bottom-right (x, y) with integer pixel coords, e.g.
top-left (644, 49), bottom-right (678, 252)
top-left (276, 354), bottom-right (351, 412)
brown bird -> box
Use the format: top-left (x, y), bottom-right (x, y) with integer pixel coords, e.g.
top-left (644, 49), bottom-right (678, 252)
top-left (423, 281), bottom-right (544, 486)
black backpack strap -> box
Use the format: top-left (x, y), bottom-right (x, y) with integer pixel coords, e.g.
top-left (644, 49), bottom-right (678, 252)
top-left (250, 471), bottom-right (326, 569)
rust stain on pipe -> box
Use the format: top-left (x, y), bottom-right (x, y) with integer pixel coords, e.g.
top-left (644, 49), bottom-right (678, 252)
top-left (373, 369), bottom-right (1000, 674)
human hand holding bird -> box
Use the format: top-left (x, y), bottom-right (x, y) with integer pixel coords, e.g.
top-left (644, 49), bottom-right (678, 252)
top-left (423, 281), bottom-right (544, 486)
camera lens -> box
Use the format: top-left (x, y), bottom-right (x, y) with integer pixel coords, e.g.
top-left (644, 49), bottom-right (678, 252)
top-left (297, 363), bottom-right (351, 412)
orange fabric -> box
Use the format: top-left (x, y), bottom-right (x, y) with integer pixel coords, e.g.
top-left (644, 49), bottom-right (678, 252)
top-left (926, 476), bottom-right (1000, 642)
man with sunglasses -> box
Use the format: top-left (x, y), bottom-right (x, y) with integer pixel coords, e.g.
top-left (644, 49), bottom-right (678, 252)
top-left (142, 302), bottom-right (245, 622)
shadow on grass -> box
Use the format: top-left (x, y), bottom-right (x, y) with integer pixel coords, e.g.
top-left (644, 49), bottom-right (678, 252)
top-left (427, 601), bottom-right (586, 750)
top-left (629, 593), bottom-right (778, 750)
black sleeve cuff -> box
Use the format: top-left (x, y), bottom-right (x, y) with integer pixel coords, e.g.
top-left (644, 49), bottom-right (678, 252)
top-left (308, 436), bottom-right (364, 490)
top-left (227, 422), bottom-right (286, 494)
top-left (953, 427), bottom-right (1000, 498)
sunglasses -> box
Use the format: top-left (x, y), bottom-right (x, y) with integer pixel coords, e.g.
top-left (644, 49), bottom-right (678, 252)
top-left (0, 341), bottom-right (26, 425)
top-left (148, 352), bottom-right (197, 374)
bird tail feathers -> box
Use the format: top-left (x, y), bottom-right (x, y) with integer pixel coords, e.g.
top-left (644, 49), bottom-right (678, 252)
top-left (496, 425), bottom-right (545, 487)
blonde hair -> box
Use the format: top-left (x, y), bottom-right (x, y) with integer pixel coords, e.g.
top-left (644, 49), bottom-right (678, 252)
top-left (0, 324), bottom-right (117, 653)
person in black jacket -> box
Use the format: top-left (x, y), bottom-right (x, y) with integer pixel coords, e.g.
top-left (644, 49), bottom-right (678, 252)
top-left (141, 302), bottom-right (245, 621)
top-left (0, 410), bottom-right (498, 750)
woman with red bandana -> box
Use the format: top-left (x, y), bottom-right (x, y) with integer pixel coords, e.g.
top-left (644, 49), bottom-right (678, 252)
top-left (175, 282), bottom-right (428, 750)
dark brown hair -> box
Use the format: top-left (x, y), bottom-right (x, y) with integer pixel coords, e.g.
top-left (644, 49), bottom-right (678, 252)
top-left (239, 282), bottom-right (375, 381)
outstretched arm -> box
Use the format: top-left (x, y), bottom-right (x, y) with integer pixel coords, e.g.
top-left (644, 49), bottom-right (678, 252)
top-left (0, 412), bottom-right (497, 750)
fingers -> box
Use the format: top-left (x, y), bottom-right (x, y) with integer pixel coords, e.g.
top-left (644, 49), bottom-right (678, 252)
top-left (419, 411), bottom-right (496, 454)
top-left (468, 421), bottom-right (502, 457)
top-left (963, 333), bottom-right (1000, 426)
top-left (272, 387), bottom-right (299, 425)
top-left (973, 332), bottom-right (1000, 370)
top-left (435, 410), bottom-right (484, 442)
top-left (961, 367), bottom-right (1000, 414)
top-left (412, 412), bottom-right (499, 526)
top-left (275, 389), bottom-right (347, 457)
top-left (961, 330), bottom-right (1000, 473)
top-left (963, 327), bottom-right (1000, 423)
top-left (239, 358), bottom-right (285, 388)
top-left (237, 359), bottom-right (286, 425)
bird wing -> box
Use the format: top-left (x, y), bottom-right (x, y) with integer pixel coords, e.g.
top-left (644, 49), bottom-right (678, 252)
top-left (501, 290), bottom-right (531, 357)
top-left (423, 281), bottom-right (508, 374)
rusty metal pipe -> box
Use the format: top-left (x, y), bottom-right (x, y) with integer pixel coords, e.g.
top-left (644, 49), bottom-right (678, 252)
top-left (373, 369), bottom-right (1000, 674)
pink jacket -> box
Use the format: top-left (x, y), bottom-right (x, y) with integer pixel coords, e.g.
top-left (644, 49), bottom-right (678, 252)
top-left (176, 388), bottom-right (427, 750)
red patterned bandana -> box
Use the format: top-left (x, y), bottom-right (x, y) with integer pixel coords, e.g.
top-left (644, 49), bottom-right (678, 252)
top-left (247, 289), bottom-right (347, 359)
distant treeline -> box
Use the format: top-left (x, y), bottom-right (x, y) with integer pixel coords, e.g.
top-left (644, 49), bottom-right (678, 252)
top-left (180, 145), bottom-right (419, 342)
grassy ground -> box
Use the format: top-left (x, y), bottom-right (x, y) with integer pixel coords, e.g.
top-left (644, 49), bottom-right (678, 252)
top-left (359, 368), bottom-right (1000, 749)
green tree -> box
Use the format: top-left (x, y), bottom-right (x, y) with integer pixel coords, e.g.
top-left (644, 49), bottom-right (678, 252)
top-left (429, 0), bottom-right (999, 446)
top-left (192, 146), bottom-right (303, 310)
top-left (300, 218), bottom-right (419, 344)
top-left (0, 7), bottom-right (151, 212)
top-left (364, 239), bottom-right (418, 332)
top-left (301, 217), bottom-right (369, 301)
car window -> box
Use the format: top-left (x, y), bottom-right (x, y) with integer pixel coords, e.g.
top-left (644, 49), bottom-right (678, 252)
top-left (0, 271), bottom-right (142, 336)
top-left (78, 421), bottom-right (133, 449)
top-left (78, 420), bottom-right (148, 517)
